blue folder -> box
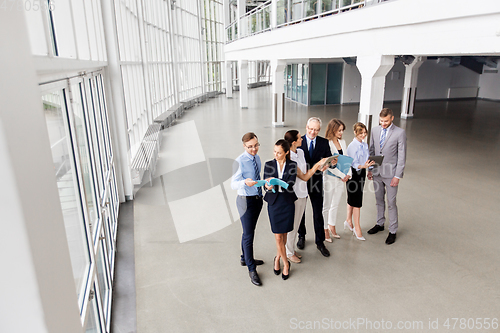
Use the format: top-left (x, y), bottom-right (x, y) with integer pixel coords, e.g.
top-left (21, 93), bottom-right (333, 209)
top-left (327, 154), bottom-right (353, 178)
top-left (254, 178), bottom-right (289, 193)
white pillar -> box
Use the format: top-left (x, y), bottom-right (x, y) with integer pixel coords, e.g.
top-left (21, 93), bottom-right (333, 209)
top-left (226, 61), bottom-right (233, 98)
top-left (237, 0), bottom-right (245, 38)
top-left (101, 0), bottom-right (133, 200)
top-left (239, 60), bottom-right (249, 108)
top-left (271, 59), bottom-right (286, 127)
top-left (401, 56), bottom-right (425, 119)
top-left (271, 0), bottom-right (277, 28)
top-left (357, 54), bottom-right (394, 132)
top-left (1, 7), bottom-right (82, 332)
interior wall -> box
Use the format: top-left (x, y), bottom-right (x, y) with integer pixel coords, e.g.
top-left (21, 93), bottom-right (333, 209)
top-left (333, 58), bottom-right (489, 106)
top-left (384, 60), bottom-right (405, 102)
top-left (416, 60), bottom-right (480, 100)
top-left (478, 70), bottom-right (500, 101)
top-left (341, 63), bottom-right (361, 104)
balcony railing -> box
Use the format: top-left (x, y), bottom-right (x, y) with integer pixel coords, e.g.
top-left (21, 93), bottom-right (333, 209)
top-left (227, 20), bottom-right (238, 42)
top-left (277, 0), bottom-right (364, 27)
top-left (225, 0), bottom-right (380, 43)
top-left (239, 1), bottom-right (272, 39)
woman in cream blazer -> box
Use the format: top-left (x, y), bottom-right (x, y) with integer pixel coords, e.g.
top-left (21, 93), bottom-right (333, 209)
top-left (323, 119), bottom-right (352, 242)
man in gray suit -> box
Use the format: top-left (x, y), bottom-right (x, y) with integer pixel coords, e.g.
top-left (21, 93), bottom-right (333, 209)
top-left (367, 108), bottom-right (407, 244)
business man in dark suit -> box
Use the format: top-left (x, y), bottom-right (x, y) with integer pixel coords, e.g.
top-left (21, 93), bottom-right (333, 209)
top-left (367, 108), bottom-right (407, 245)
top-left (297, 117), bottom-right (332, 257)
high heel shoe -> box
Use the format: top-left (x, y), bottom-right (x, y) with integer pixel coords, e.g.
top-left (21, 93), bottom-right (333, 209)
top-left (344, 221), bottom-right (353, 232)
top-left (282, 261), bottom-right (291, 280)
top-left (352, 228), bottom-right (366, 241)
top-left (273, 256), bottom-right (281, 275)
top-left (329, 226), bottom-right (341, 239)
top-left (325, 229), bottom-right (332, 242)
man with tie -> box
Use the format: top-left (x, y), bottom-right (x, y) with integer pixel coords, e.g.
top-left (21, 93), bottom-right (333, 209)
top-left (231, 132), bottom-right (265, 286)
top-left (367, 108), bottom-right (407, 245)
top-left (297, 117), bottom-right (333, 257)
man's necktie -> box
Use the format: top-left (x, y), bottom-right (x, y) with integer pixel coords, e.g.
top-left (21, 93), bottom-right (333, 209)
top-left (309, 140), bottom-right (314, 158)
top-left (380, 128), bottom-right (387, 149)
top-left (253, 157), bottom-right (262, 196)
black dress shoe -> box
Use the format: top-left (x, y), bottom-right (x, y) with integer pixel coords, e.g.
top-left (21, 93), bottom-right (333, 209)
top-left (241, 259), bottom-right (264, 266)
top-left (297, 236), bottom-right (305, 250)
top-left (367, 224), bottom-right (384, 234)
top-left (385, 232), bottom-right (396, 245)
top-left (273, 256), bottom-right (280, 275)
top-left (317, 244), bottom-right (330, 257)
top-left (249, 271), bottom-right (262, 286)
top-left (282, 261), bottom-right (291, 280)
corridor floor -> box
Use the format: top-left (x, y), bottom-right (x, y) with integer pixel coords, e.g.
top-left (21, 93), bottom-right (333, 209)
top-left (133, 87), bottom-right (500, 332)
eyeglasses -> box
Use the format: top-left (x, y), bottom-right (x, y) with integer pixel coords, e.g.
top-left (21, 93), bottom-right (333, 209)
top-left (244, 143), bottom-right (260, 150)
top-left (306, 126), bottom-right (320, 133)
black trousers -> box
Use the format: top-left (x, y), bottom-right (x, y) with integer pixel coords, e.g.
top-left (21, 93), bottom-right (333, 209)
top-left (297, 191), bottom-right (326, 246)
top-left (237, 195), bottom-right (263, 272)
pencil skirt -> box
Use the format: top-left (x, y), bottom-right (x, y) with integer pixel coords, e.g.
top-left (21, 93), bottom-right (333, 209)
top-left (346, 168), bottom-right (366, 208)
top-left (268, 195), bottom-right (295, 234)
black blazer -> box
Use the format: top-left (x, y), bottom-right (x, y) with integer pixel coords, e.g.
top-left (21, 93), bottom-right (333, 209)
top-left (263, 159), bottom-right (298, 205)
top-left (299, 135), bottom-right (332, 194)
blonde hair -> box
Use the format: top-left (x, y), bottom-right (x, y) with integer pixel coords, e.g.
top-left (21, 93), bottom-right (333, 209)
top-left (353, 122), bottom-right (367, 135)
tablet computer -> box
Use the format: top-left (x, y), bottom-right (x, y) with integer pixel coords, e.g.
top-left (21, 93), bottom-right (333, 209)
top-left (368, 155), bottom-right (384, 165)
top-left (321, 154), bottom-right (339, 168)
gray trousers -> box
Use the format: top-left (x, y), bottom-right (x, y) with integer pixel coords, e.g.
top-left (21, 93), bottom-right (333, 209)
top-left (373, 176), bottom-right (399, 233)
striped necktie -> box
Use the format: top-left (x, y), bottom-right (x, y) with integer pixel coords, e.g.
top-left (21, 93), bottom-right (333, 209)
top-left (380, 128), bottom-right (387, 149)
top-left (253, 157), bottom-right (262, 197)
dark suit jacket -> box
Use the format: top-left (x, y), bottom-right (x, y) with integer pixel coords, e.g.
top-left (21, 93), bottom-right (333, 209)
top-left (299, 135), bottom-right (332, 194)
top-left (263, 159), bottom-right (298, 205)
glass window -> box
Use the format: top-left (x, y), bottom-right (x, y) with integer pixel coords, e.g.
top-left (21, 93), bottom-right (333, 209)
top-left (71, 83), bottom-right (99, 238)
top-left (302, 64), bottom-right (309, 105)
top-left (96, 239), bottom-right (111, 322)
top-left (297, 64), bottom-right (303, 104)
top-left (84, 286), bottom-right (102, 333)
top-left (42, 90), bottom-right (91, 301)
top-left (310, 63), bottom-right (327, 105)
top-left (292, 64), bottom-right (298, 101)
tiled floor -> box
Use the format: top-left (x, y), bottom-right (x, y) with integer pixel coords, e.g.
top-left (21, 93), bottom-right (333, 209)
top-left (129, 87), bottom-right (500, 332)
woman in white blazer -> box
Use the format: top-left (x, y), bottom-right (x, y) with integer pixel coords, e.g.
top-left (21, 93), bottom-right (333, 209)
top-left (323, 119), bottom-right (352, 242)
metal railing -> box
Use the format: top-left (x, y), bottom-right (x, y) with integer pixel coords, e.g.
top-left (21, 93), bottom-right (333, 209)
top-left (226, 20), bottom-right (238, 42)
top-left (226, 0), bottom-right (380, 43)
top-left (239, 0), bottom-right (272, 39)
top-left (277, 0), bottom-right (365, 28)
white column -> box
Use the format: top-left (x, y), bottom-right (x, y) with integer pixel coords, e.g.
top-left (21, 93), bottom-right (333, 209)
top-left (401, 56), bottom-right (425, 119)
top-left (237, 0), bottom-right (245, 38)
top-left (223, 0), bottom-right (231, 42)
top-left (271, 59), bottom-right (287, 127)
top-left (226, 61), bottom-right (233, 98)
top-left (136, 0), bottom-right (154, 124)
top-left (357, 54), bottom-right (394, 131)
top-left (239, 60), bottom-right (249, 108)
top-left (101, 0), bottom-right (133, 200)
top-left (271, 0), bottom-right (277, 28)
top-left (1, 7), bottom-right (81, 332)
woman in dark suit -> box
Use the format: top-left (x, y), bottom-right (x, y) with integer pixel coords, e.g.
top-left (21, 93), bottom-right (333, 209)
top-left (264, 139), bottom-right (297, 280)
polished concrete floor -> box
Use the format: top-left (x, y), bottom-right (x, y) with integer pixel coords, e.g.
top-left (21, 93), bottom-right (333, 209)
top-left (132, 87), bottom-right (500, 332)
